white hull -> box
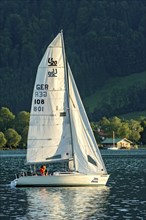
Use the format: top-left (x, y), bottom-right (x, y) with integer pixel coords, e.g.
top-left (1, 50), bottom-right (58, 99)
top-left (13, 173), bottom-right (109, 187)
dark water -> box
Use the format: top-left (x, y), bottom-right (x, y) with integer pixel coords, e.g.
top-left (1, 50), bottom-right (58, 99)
top-left (0, 150), bottom-right (146, 220)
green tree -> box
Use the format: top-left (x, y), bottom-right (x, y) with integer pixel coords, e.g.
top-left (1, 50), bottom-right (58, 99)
top-left (140, 118), bottom-right (146, 144)
top-left (14, 111), bottom-right (29, 148)
top-left (128, 119), bottom-right (143, 142)
top-left (5, 128), bottom-right (21, 148)
top-left (117, 121), bottom-right (131, 139)
top-left (110, 117), bottom-right (121, 133)
top-left (0, 132), bottom-right (7, 148)
top-left (20, 125), bottom-right (29, 148)
top-left (98, 117), bottom-right (111, 135)
top-left (15, 111), bottom-right (30, 133)
top-left (97, 116), bottom-right (144, 143)
top-left (0, 107), bottom-right (15, 131)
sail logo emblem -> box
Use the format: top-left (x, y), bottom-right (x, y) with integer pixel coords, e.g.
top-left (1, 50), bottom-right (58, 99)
top-left (48, 69), bottom-right (57, 77)
top-left (48, 57), bottom-right (58, 77)
top-left (48, 58), bottom-right (57, 66)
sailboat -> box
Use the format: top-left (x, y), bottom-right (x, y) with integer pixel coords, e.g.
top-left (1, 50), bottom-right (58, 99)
top-left (12, 31), bottom-right (109, 186)
top-left (107, 131), bottom-right (118, 150)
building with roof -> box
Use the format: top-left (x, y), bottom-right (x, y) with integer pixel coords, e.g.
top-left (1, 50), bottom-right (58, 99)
top-left (101, 138), bottom-right (133, 149)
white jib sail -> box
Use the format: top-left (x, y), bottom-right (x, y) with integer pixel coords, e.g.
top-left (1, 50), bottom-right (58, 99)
top-left (68, 64), bottom-right (107, 174)
top-left (27, 33), bottom-right (72, 163)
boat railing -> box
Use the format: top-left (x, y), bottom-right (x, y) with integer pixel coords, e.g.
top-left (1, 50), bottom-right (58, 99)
top-left (16, 170), bottom-right (38, 178)
top-left (15, 168), bottom-right (75, 178)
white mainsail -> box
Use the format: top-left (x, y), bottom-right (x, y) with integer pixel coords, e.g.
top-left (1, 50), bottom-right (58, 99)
top-left (27, 31), bottom-right (107, 175)
top-left (27, 33), bottom-right (72, 163)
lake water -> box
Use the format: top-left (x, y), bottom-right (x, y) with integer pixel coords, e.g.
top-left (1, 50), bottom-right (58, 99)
top-left (0, 150), bottom-right (146, 220)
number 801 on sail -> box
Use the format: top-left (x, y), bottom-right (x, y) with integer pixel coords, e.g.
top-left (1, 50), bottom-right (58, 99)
top-left (33, 106), bottom-right (44, 112)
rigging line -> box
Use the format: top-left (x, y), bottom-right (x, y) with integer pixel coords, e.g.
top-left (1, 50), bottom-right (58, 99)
top-left (69, 94), bottom-right (76, 108)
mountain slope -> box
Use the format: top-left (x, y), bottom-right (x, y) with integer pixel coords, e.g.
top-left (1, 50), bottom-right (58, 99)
top-left (84, 71), bottom-right (146, 120)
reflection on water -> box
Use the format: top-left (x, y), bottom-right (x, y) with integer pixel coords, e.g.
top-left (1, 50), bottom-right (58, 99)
top-left (0, 185), bottom-right (109, 219)
top-left (24, 187), bottom-right (109, 220)
top-left (0, 150), bottom-right (146, 219)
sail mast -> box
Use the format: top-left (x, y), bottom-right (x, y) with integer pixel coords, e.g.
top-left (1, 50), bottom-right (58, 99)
top-left (60, 30), bottom-right (76, 170)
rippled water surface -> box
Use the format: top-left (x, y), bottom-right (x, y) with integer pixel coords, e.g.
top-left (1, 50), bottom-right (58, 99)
top-left (0, 150), bottom-right (146, 220)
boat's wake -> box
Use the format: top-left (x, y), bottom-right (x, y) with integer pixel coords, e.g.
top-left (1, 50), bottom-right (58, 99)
top-left (10, 179), bottom-right (18, 187)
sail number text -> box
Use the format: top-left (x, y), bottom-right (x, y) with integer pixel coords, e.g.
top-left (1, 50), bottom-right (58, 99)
top-left (34, 99), bottom-right (44, 105)
top-left (33, 84), bottom-right (49, 112)
top-left (34, 99), bottom-right (44, 112)
top-left (34, 106), bottom-right (44, 112)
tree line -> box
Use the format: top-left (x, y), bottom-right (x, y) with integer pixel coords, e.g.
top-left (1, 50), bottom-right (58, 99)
top-left (0, 0), bottom-right (146, 119)
top-left (91, 116), bottom-right (146, 146)
top-left (0, 107), bottom-right (146, 149)
top-left (0, 107), bottom-right (29, 149)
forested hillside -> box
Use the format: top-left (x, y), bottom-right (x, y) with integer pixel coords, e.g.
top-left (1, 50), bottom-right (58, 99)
top-left (0, 0), bottom-right (146, 119)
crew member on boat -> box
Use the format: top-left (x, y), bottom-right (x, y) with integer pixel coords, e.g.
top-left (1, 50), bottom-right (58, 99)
top-left (40, 165), bottom-right (48, 176)
top-left (43, 165), bottom-right (48, 176)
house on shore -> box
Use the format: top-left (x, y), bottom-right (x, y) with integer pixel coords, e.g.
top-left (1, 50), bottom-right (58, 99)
top-left (101, 138), bottom-right (133, 149)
